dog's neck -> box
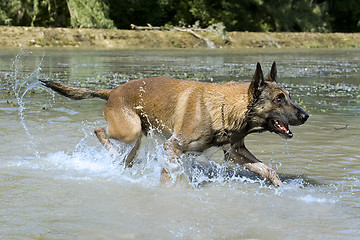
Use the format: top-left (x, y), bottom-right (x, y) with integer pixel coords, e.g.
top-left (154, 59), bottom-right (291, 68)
top-left (205, 82), bottom-right (252, 137)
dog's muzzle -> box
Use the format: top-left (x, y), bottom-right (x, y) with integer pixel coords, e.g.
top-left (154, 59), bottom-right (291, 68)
top-left (272, 120), bottom-right (293, 139)
top-left (300, 112), bottom-right (309, 124)
top-left (271, 110), bottom-right (309, 139)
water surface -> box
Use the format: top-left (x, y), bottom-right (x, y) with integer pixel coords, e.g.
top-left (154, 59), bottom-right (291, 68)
top-left (0, 49), bottom-right (359, 239)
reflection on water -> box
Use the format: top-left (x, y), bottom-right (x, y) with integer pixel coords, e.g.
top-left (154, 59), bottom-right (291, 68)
top-left (0, 49), bottom-right (359, 239)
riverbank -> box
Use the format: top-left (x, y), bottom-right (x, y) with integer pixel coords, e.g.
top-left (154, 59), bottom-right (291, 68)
top-left (1, 26), bottom-right (360, 49)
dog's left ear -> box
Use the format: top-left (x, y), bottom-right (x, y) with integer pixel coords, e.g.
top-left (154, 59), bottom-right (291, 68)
top-left (249, 62), bottom-right (265, 99)
top-left (266, 61), bottom-right (277, 82)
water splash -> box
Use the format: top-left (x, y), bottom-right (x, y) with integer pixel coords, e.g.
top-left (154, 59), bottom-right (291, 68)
top-left (10, 50), bottom-right (46, 157)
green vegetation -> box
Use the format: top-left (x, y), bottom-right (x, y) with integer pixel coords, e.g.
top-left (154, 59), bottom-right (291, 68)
top-left (0, 0), bottom-right (359, 32)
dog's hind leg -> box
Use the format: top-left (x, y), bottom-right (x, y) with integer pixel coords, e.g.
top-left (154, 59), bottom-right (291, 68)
top-left (99, 105), bottom-right (143, 166)
top-left (95, 127), bottom-right (120, 157)
top-left (94, 126), bottom-right (141, 167)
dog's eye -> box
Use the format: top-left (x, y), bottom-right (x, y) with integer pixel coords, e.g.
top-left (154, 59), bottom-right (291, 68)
top-left (275, 93), bottom-right (285, 102)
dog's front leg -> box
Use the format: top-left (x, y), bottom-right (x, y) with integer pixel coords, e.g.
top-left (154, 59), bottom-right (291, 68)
top-left (244, 162), bottom-right (283, 187)
top-left (225, 143), bottom-right (283, 186)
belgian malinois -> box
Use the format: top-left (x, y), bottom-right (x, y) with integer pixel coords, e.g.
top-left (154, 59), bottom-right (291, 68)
top-left (40, 62), bottom-right (308, 186)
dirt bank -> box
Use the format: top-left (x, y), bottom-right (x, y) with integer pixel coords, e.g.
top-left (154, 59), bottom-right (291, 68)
top-left (1, 26), bottom-right (360, 49)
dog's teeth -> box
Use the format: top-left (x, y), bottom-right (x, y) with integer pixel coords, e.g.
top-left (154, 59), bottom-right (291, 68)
top-left (275, 120), bottom-right (281, 127)
top-left (274, 120), bottom-right (289, 134)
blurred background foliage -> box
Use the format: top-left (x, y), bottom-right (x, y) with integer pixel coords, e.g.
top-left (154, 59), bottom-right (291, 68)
top-left (0, 0), bottom-right (359, 32)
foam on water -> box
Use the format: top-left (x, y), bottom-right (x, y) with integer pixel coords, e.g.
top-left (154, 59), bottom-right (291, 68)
top-left (298, 194), bottom-right (334, 203)
top-left (40, 137), bottom-right (164, 186)
top-left (37, 135), bottom-right (326, 194)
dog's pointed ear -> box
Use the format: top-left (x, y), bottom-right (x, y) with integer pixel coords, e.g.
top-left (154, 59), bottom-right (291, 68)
top-left (266, 61), bottom-right (277, 82)
top-left (249, 62), bottom-right (265, 99)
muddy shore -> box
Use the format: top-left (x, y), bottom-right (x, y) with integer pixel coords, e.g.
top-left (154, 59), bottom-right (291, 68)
top-left (1, 26), bottom-right (360, 49)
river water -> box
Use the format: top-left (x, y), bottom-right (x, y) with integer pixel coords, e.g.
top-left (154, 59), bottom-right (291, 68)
top-left (0, 48), bottom-right (359, 239)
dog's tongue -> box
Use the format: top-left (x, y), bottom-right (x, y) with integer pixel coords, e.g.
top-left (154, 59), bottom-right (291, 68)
top-left (274, 120), bottom-right (293, 138)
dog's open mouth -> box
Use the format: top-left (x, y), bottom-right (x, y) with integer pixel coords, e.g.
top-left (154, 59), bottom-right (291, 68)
top-left (272, 120), bottom-right (293, 139)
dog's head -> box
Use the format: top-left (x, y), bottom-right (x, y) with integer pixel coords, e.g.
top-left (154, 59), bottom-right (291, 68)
top-left (247, 62), bottom-right (309, 139)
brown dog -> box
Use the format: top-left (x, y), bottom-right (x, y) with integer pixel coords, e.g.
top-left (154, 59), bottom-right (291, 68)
top-left (40, 62), bottom-right (308, 186)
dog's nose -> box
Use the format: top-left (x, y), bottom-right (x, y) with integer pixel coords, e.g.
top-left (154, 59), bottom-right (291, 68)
top-left (301, 112), bottom-right (309, 122)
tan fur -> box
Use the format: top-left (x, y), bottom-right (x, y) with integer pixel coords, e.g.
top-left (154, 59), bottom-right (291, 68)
top-left (40, 80), bottom-right (112, 100)
top-left (41, 62), bottom-right (309, 186)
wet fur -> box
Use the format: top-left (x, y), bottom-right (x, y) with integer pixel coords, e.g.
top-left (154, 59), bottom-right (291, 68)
top-left (41, 62), bottom-right (308, 186)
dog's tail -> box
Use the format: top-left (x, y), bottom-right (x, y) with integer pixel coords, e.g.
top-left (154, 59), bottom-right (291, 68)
top-left (40, 80), bottom-right (112, 100)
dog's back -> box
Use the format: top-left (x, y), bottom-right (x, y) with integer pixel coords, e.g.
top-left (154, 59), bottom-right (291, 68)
top-left (106, 77), bottom-right (251, 145)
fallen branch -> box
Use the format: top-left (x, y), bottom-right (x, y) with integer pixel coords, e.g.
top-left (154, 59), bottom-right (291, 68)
top-left (174, 27), bottom-right (215, 48)
top-left (333, 124), bottom-right (349, 131)
top-left (265, 34), bottom-right (281, 48)
top-left (130, 24), bottom-right (170, 31)
top-left (130, 24), bottom-right (216, 48)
